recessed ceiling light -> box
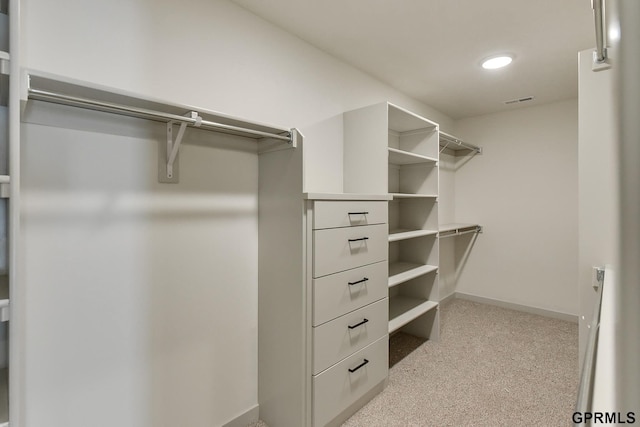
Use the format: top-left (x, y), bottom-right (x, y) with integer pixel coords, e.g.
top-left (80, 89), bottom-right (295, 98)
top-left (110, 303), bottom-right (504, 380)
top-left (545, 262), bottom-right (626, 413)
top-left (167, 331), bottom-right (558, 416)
top-left (481, 55), bottom-right (513, 70)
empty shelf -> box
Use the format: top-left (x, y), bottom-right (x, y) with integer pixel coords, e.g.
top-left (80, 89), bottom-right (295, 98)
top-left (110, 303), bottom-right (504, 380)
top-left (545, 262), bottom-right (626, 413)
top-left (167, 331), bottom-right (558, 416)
top-left (389, 296), bottom-right (438, 334)
top-left (388, 147), bottom-right (437, 165)
top-left (389, 262), bottom-right (438, 288)
top-left (390, 193), bottom-right (437, 199)
top-left (389, 229), bottom-right (438, 242)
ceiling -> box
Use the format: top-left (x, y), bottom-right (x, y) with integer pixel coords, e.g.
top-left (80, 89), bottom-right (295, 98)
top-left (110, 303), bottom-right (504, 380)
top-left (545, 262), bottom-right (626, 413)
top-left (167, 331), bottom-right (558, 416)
top-left (231, 0), bottom-right (595, 119)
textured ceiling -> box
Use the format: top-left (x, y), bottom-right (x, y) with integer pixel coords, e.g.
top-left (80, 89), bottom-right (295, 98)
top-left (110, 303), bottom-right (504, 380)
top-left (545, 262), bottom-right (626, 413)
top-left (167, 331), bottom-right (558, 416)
top-left (232, 0), bottom-right (595, 119)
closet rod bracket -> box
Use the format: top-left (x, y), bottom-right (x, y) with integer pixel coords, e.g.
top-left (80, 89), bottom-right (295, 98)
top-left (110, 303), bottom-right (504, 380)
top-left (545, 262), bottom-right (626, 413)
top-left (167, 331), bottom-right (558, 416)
top-left (160, 111), bottom-right (202, 183)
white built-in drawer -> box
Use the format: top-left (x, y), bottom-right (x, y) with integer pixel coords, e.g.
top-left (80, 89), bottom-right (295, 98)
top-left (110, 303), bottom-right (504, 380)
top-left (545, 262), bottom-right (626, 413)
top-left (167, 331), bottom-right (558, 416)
top-left (312, 336), bottom-right (388, 427)
top-left (314, 201), bottom-right (387, 230)
top-left (313, 224), bottom-right (387, 278)
top-left (313, 261), bottom-right (387, 326)
top-left (313, 298), bottom-right (388, 375)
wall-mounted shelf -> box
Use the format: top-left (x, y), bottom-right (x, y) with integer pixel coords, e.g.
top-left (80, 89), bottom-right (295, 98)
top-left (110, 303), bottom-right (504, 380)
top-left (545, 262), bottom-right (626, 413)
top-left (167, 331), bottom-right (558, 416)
top-left (22, 71), bottom-right (301, 182)
top-left (439, 223), bottom-right (482, 238)
top-left (389, 296), bottom-right (438, 334)
top-left (439, 131), bottom-right (482, 156)
top-left (389, 262), bottom-right (438, 288)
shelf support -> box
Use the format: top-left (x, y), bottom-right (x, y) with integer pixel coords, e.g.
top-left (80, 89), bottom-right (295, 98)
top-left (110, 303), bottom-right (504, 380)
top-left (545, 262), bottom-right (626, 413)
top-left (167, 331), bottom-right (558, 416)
top-left (160, 111), bottom-right (202, 183)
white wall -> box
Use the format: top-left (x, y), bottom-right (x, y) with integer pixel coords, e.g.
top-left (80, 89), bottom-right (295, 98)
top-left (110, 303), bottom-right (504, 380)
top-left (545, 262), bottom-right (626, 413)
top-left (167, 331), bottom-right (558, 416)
top-left (19, 1), bottom-right (453, 426)
top-left (577, 49), bottom-right (617, 363)
top-left (437, 152), bottom-right (456, 299)
top-left (21, 0), bottom-right (453, 194)
top-left (453, 100), bottom-right (579, 316)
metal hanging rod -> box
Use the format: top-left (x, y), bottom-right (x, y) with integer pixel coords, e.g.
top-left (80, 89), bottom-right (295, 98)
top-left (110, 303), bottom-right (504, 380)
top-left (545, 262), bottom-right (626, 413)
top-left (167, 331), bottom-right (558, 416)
top-left (439, 131), bottom-right (482, 155)
top-left (27, 88), bottom-right (292, 142)
top-left (439, 225), bottom-right (482, 239)
top-left (575, 266), bottom-right (606, 416)
top-left (592, 0), bottom-right (607, 64)
top-left (24, 72), bottom-right (300, 183)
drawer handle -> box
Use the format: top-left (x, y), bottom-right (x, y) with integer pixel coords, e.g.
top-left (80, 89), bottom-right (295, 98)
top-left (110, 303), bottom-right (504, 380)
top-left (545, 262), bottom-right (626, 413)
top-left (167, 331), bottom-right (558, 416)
top-left (348, 237), bottom-right (369, 242)
top-left (348, 318), bottom-right (369, 329)
top-left (348, 211), bottom-right (369, 215)
top-left (348, 359), bottom-right (369, 373)
top-left (348, 277), bottom-right (369, 286)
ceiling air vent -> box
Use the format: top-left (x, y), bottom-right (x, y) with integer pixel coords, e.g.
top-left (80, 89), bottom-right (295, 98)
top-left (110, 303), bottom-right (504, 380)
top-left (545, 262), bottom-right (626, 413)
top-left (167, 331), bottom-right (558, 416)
top-left (504, 96), bottom-right (534, 105)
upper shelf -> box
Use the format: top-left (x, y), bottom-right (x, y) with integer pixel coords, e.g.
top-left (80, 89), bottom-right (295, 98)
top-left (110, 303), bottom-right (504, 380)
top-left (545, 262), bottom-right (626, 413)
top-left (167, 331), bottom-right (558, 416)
top-left (388, 103), bottom-right (438, 134)
top-left (22, 70), bottom-right (298, 145)
top-left (439, 131), bottom-right (482, 156)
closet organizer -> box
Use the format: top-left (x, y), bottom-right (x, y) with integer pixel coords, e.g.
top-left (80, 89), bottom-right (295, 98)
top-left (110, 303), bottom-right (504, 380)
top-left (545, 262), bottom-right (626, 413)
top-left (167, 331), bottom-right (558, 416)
top-left (19, 71), bottom-right (310, 427)
top-left (20, 71), bottom-right (392, 427)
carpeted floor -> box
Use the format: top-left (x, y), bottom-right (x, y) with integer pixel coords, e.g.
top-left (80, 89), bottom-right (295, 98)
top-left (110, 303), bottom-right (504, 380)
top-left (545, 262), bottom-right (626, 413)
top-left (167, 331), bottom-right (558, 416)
top-left (248, 298), bottom-right (579, 427)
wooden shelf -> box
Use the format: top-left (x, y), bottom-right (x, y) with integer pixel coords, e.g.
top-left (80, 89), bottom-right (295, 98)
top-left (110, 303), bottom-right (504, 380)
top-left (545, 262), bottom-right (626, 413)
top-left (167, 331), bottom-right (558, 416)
top-left (390, 193), bottom-right (437, 199)
top-left (388, 147), bottom-right (437, 165)
top-left (389, 296), bottom-right (438, 334)
top-left (388, 262), bottom-right (437, 288)
top-left (389, 228), bottom-right (438, 242)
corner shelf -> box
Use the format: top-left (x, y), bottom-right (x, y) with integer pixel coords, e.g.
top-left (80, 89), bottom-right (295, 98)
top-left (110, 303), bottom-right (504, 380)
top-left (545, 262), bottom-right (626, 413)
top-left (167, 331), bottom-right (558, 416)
top-left (389, 296), bottom-right (438, 334)
top-left (388, 262), bottom-right (438, 288)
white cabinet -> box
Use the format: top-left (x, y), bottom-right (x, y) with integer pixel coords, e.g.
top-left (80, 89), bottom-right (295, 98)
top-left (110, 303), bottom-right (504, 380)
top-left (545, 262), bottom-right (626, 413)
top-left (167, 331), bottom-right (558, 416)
top-left (258, 139), bottom-right (390, 427)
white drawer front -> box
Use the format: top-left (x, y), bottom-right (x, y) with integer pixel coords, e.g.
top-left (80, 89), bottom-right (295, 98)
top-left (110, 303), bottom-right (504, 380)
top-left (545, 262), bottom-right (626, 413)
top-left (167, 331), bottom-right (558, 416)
top-left (312, 336), bottom-right (388, 427)
top-left (314, 201), bottom-right (387, 230)
top-left (313, 298), bottom-right (388, 375)
top-left (313, 261), bottom-right (387, 326)
top-left (313, 224), bottom-right (387, 278)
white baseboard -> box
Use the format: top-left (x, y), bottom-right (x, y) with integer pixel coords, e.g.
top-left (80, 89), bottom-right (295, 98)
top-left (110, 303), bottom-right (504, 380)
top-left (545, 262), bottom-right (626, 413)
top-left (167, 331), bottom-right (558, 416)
top-left (439, 292), bottom-right (456, 305)
top-left (222, 404), bottom-right (259, 427)
top-left (454, 292), bottom-right (578, 323)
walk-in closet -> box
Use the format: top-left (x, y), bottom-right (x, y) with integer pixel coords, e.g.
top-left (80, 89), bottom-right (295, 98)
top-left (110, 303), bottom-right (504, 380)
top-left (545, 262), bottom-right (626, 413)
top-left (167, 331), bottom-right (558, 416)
top-left (0, 1), bottom-right (638, 427)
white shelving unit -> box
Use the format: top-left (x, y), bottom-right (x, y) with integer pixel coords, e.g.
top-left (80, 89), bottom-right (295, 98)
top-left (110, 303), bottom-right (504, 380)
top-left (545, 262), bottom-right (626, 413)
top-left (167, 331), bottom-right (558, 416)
top-left (389, 297), bottom-right (438, 334)
top-left (343, 102), bottom-right (440, 343)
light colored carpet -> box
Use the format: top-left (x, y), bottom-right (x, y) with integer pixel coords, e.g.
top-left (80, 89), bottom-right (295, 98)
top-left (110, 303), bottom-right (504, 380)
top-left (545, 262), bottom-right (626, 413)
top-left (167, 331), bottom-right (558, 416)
top-left (249, 298), bottom-right (579, 427)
